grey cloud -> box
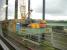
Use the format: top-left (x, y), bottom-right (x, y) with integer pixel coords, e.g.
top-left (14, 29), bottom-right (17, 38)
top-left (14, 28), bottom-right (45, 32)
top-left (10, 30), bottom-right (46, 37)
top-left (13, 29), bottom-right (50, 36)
top-left (45, 0), bottom-right (67, 15)
top-left (0, 0), bottom-right (3, 7)
top-left (46, 0), bottom-right (63, 14)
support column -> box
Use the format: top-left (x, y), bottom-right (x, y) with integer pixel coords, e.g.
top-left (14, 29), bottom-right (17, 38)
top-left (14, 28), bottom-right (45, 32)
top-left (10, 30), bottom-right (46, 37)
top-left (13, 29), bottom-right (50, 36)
top-left (43, 0), bottom-right (45, 20)
top-left (13, 0), bottom-right (18, 32)
top-left (15, 0), bottom-right (18, 19)
top-left (28, 0), bottom-right (30, 19)
top-left (5, 0), bottom-right (8, 20)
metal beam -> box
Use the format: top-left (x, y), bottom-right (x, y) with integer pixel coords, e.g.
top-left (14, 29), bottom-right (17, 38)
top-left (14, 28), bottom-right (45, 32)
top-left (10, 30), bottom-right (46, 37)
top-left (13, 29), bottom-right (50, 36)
top-left (15, 0), bottom-right (18, 19)
top-left (28, 0), bottom-right (30, 19)
top-left (5, 0), bottom-right (8, 20)
top-left (43, 0), bottom-right (45, 20)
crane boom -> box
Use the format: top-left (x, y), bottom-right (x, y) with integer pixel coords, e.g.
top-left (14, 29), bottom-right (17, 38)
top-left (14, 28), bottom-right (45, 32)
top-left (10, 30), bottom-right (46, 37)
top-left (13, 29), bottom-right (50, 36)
top-left (20, 0), bottom-right (26, 23)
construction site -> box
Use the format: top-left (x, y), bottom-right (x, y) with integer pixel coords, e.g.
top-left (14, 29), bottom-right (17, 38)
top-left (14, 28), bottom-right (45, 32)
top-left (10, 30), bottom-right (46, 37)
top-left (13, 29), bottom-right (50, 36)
top-left (0, 0), bottom-right (67, 50)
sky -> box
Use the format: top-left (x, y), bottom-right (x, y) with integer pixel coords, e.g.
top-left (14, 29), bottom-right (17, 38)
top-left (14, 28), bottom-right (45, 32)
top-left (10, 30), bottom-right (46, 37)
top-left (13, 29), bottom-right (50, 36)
top-left (28, 0), bottom-right (67, 20)
top-left (45, 0), bottom-right (67, 15)
top-left (32, 0), bottom-right (67, 20)
top-left (0, 0), bottom-right (6, 21)
top-left (8, 0), bottom-right (15, 19)
top-left (0, 0), bottom-right (67, 21)
top-left (45, 0), bottom-right (67, 20)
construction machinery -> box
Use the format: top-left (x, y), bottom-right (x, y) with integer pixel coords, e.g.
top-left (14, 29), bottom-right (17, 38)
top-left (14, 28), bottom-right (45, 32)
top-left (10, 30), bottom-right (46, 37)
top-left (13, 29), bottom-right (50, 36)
top-left (20, 0), bottom-right (26, 23)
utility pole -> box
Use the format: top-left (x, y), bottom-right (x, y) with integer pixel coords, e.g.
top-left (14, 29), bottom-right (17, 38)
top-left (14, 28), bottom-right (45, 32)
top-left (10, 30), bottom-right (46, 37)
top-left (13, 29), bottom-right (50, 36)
top-left (43, 0), bottom-right (45, 20)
